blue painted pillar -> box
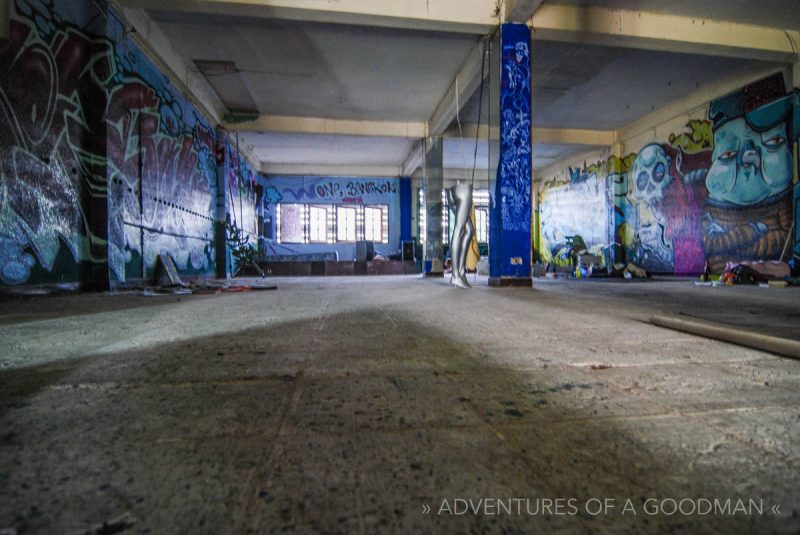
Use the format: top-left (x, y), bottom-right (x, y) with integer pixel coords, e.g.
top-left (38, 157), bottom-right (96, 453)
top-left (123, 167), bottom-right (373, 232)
top-left (489, 23), bottom-right (532, 287)
top-left (399, 176), bottom-right (412, 242)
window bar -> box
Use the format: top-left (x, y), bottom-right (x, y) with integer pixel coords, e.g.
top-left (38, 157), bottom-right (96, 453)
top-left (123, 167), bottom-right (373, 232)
top-left (381, 205), bottom-right (388, 243)
top-left (276, 203), bottom-right (282, 243)
top-left (327, 205), bottom-right (335, 243)
top-left (356, 205), bottom-right (365, 242)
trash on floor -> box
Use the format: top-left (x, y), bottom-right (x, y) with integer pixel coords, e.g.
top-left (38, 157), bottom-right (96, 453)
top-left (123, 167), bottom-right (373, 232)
top-left (142, 280), bottom-right (276, 296)
top-left (624, 262), bottom-right (648, 279)
top-left (759, 280), bottom-right (788, 289)
top-left (155, 253), bottom-right (184, 287)
top-left (724, 260), bottom-right (791, 280)
top-left (715, 261), bottom-right (800, 287)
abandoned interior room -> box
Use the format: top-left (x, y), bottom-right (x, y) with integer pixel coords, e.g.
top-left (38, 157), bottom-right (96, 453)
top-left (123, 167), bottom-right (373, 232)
top-left (1, 0), bottom-right (799, 533)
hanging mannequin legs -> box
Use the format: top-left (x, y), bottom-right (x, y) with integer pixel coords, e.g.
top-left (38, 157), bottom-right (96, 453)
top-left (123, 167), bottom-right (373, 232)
top-left (447, 183), bottom-right (475, 289)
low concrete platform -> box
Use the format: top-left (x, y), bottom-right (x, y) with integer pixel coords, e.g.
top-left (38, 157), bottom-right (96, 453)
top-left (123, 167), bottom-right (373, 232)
top-left (1, 276), bottom-right (798, 533)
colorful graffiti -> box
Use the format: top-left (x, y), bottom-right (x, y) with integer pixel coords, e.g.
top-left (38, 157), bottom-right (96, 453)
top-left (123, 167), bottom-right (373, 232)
top-left (107, 76), bottom-right (218, 281)
top-left (628, 141), bottom-right (710, 274)
top-left (703, 73), bottom-right (795, 272)
top-left (538, 73), bottom-right (798, 275)
top-left (0, 4), bottom-right (107, 285)
top-left (539, 172), bottom-right (611, 266)
top-left (266, 177), bottom-right (400, 207)
top-left (0, 0), bottom-right (257, 285)
top-left (260, 175), bottom-right (401, 257)
top-left (497, 28), bottom-right (531, 233)
top-left (490, 23), bottom-right (532, 279)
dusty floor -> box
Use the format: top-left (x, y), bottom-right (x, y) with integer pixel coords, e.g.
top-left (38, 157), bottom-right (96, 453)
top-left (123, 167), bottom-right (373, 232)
top-left (1, 275), bottom-right (799, 534)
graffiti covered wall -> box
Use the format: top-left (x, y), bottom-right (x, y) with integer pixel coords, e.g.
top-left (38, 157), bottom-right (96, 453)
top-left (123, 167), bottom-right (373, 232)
top-left (538, 73), bottom-right (799, 274)
top-left (0, 0), bottom-right (257, 285)
top-left (539, 165), bottom-right (614, 268)
top-left (261, 176), bottom-right (401, 259)
top-left (0, 1), bottom-right (110, 285)
top-left (108, 11), bottom-right (220, 282)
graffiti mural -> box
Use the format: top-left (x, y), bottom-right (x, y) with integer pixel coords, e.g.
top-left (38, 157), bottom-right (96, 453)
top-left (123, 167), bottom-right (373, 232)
top-left (260, 175), bottom-right (401, 257)
top-left (539, 172), bottom-right (611, 266)
top-left (0, 3), bottom-right (108, 285)
top-left (490, 23), bottom-right (532, 279)
top-left (703, 73), bottom-right (795, 272)
top-left (0, 0), bottom-right (258, 285)
top-left (537, 73), bottom-right (798, 275)
top-left (628, 141), bottom-right (710, 274)
top-left (107, 5), bottom-right (222, 282)
top-left (497, 27), bottom-right (531, 232)
top-left (265, 177), bottom-right (399, 207)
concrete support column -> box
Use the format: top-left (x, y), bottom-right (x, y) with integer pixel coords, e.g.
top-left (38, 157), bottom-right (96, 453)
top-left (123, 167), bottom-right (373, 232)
top-left (424, 136), bottom-right (444, 276)
top-left (793, 61), bottom-right (800, 90)
top-left (489, 23), bottom-right (532, 287)
top-left (610, 141), bottom-right (627, 268)
top-left (81, 9), bottom-right (112, 292)
top-left (214, 129), bottom-right (230, 279)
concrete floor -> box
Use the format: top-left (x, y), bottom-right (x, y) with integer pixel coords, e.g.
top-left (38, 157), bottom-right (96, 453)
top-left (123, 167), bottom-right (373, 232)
top-left (1, 276), bottom-right (799, 534)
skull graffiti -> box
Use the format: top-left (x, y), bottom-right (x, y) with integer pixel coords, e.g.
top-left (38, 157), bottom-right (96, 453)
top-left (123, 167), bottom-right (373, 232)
top-left (632, 144), bottom-right (673, 204)
top-left (630, 143), bottom-right (675, 271)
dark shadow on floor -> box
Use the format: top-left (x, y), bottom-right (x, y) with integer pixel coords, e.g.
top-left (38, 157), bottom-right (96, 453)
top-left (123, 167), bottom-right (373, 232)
top-left (1, 309), bottom-right (797, 534)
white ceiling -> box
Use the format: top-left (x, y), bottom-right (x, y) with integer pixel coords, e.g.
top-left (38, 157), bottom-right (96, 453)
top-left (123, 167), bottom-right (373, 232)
top-left (144, 2), bottom-right (796, 176)
top-left (151, 11), bottom-right (479, 121)
top-left (241, 132), bottom-right (415, 168)
top-left (531, 41), bottom-right (784, 130)
top-left (443, 138), bottom-right (489, 170)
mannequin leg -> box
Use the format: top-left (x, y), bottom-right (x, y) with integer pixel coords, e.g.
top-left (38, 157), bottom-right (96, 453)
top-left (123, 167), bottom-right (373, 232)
top-left (449, 183), bottom-right (473, 288)
top-left (458, 218), bottom-right (476, 284)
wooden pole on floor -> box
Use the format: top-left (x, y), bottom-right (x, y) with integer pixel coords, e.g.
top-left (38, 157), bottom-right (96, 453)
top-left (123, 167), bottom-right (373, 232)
top-left (649, 315), bottom-right (800, 361)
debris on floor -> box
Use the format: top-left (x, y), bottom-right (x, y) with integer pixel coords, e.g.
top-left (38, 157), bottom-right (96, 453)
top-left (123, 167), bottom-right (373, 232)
top-left (155, 254), bottom-right (184, 287)
top-left (724, 260), bottom-right (790, 280)
top-left (142, 280), bottom-right (277, 296)
top-left (759, 280), bottom-right (788, 289)
top-left (695, 260), bottom-right (798, 288)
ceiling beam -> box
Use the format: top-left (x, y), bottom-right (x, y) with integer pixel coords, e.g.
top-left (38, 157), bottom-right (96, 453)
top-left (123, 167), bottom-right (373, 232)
top-left (442, 123), bottom-right (616, 146)
top-left (225, 115), bottom-right (426, 138)
top-left (502, 0), bottom-right (544, 24)
top-left (533, 127), bottom-right (615, 146)
top-left (401, 140), bottom-right (425, 177)
top-left (529, 4), bottom-right (800, 62)
top-left (120, 0), bottom-right (497, 34)
top-left (261, 163), bottom-right (402, 177)
top-left (428, 38), bottom-right (489, 137)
